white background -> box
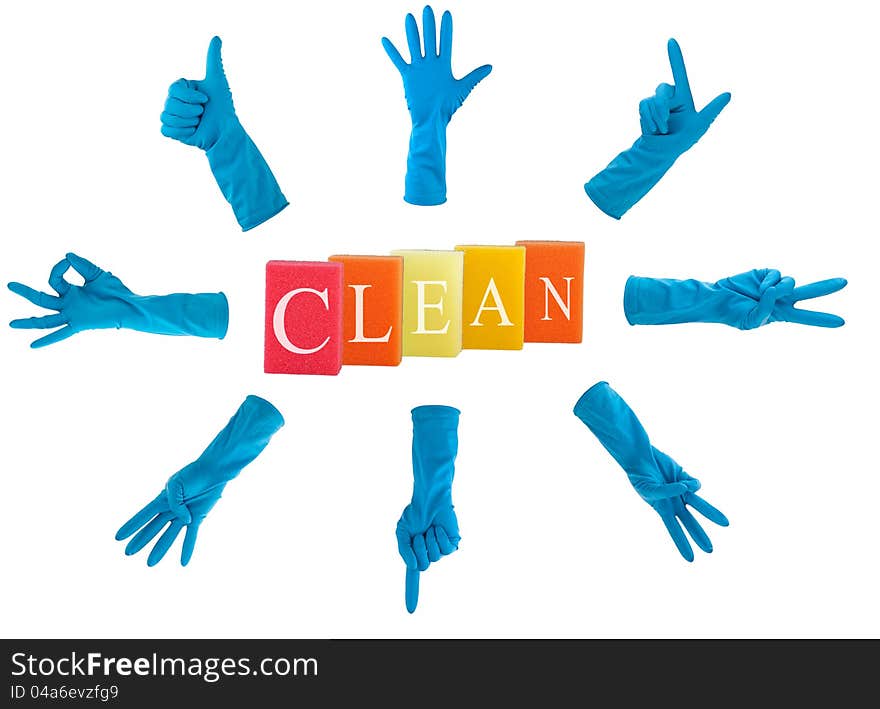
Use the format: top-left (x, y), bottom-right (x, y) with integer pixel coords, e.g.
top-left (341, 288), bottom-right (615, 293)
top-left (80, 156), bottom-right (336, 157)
top-left (0, 0), bottom-right (876, 639)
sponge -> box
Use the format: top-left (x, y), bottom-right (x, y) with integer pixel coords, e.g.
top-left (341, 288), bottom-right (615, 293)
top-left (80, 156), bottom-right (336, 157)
top-left (390, 250), bottom-right (463, 358)
top-left (455, 245), bottom-right (525, 350)
top-left (328, 255), bottom-right (403, 366)
top-left (515, 241), bottom-right (584, 343)
top-left (264, 260), bottom-right (343, 375)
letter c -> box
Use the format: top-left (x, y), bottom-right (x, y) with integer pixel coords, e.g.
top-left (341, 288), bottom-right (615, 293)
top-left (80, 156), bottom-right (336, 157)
top-left (272, 288), bottom-right (331, 355)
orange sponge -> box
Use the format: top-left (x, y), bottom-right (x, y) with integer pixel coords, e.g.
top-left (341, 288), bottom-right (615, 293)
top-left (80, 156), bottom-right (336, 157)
top-left (328, 255), bottom-right (403, 366)
top-left (264, 260), bottom-right (343, 375)
top-left (515, 241), bottom-right (584, 343)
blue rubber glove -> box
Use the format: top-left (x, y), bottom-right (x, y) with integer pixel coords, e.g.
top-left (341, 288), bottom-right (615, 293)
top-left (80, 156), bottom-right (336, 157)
top-left (382, 6), bottom-right (492, 205)
top-left (585, 39), bottom-right (731, 219)
top-left (8, 253), bottom-right (228, 348)
top-left (573, 382), bottom-right (728, 561)
top-left (160, 37), bottom-right (288, 231)
top-left (115, 395), bottom-right (284, 566)
top-left (396, 405), bottom-right (461, 612)
top-left (625, 269), bottom-right (847, 329)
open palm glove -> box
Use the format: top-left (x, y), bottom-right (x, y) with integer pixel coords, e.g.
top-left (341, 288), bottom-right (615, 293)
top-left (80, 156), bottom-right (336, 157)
top-left (382, 6), bottom-right (492, 205)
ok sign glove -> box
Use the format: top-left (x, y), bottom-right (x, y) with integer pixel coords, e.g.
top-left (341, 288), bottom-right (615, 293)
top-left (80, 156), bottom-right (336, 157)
top-left (624, 269), bottom-right (847, 329)
top-left (160, 36), bottom-right (288, 231)
top-left (382, 6), bottom-right (492, 205)
top-left (115, 395), bottom-right (284, 566)
top-left (585, 39), bottom-right (731, 219)
top-left (573, 382), bottom-right (728, 562)
top-left (8, 252), bottom-right (228, 348)
top-left (396, 405), bottom-right (461, 613)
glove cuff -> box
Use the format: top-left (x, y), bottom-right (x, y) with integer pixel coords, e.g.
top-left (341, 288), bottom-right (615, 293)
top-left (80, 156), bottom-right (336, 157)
top-left (412, 404), bottom-right (460, 425)
top-left (623, 276), bottom-right (640, 325)
top-left (572, 381), bottom-right (612, 425)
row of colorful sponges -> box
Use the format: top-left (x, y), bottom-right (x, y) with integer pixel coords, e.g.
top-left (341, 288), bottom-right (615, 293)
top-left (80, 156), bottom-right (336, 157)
top-left (264, 241), bottom-right (585, 375)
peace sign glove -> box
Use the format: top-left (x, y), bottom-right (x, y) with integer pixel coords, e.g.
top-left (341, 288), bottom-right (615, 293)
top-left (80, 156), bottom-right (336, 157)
top-left (585, 39), bottom-right (731, 219)
top-left (161, 37), bottom-right (288, 231)
top-left (624, 269), bottom-right (847, 329)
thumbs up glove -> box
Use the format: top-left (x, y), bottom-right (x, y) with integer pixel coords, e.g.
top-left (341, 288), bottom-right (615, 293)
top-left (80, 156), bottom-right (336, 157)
top-left (161, 36), bottom-right (288, 231)
top-left (115, 395), bottom-right (284, 566)
top-left (573, 382), bottom-right (728, 562)
top-left (585, 39), bottom-right (731, 219)
top-left (396, 405), bottom-right (461, 613)
top-left (382, 6), bottom-right (492, 205)
top-left (624, 269), bottom-right (847, 329)
top-left (8, 253), bottom-right (228, 348)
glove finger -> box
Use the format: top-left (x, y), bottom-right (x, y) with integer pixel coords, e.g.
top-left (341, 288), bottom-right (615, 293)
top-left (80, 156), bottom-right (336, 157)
top-left (660, 512), bottom-right (694, 562)
top-left (790, 278), bottom-right (848, 303)
top-left (412, 534), bottom-right (430, 572)
top-left (161, 124), bottom-right (197, 141)
top-left (10, 313), bottom-right (67, 330)
top-left (422, 5), bottom-right (437, 56)
top-left (655, 82), bottom-right (675, 102)
top-left (205, 36), bottom-right (225, 82)
top-left (48, 257), bottom-right (71, 295)
top-left (435, 526), bottom-right (457, 555)
top-left (425, 527), bottom-right (441, 563)
top-left (405, 568), bottom-right (420, 614)
top-left (439, 10), bottom-right (452, 58)
top-left (381, 37), bottom-right (407, 72)
top-left (781, 307), bottom-right (845, 328)
top-left (7, 282), bottom-right (63, 310)
top-left (639, 98), bottom-right (657, 134)
top-left (758, 269), bottom-right (782, 290)
top-left (637, 479), bottom-right (692, 503)
top-left (396, 525), bottom-right (418, 569)
top-left (750, 283), bottom-right (778, 328)
top-left (167, 79), bottom-right (208, 104)
top-left (147, 519), bottom-right (184, 567)
top-left (686, 492), bottom-right (729, 527)
top-left (180, 521), bottom-right (201, 566)
top-left (124, 512), bottom-right (173, 556)
top-left (115, 495), bottom-right (166, 540)
top-left (160, 111), bottom-right (200, 129)
top-left (678, 507), bottom-right (713, 553)
top-left (30, 325), bottom-right (74, 349)
top-left (700, 92), bottom-right (732, 125)
top-left (65, 252), bottom-right (103, 282)
top-left (163, 97), bottom-right (204, 118)
top-left (667, 38), bottom-right (694, 108)
top-left (647, 97), bottom-right (666, 135)
top-left (404, 12), bottom-right (422, 61)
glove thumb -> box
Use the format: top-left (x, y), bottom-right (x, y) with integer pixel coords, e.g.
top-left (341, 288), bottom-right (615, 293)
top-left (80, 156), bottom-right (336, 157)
top-left (165, 478), bottom-right (193, 525)
top-left (700, 91), bottom-right (731, 125)
top-left (205, 36), bottom-right (226, 82)
top-left (458, 64), bottom-right (492, 100)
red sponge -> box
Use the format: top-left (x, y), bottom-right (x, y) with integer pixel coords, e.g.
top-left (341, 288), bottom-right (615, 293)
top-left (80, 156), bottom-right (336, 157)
top-left (264, 260), bottom-right (343, 375)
